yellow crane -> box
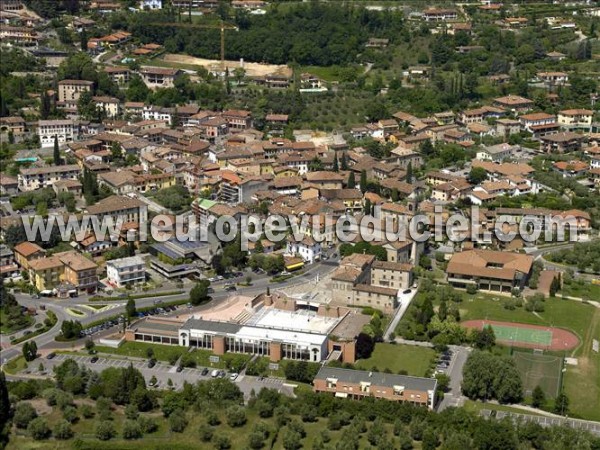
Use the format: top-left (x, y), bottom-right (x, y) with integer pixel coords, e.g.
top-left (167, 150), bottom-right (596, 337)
top-left (148, 20), bottom-right (238, 72)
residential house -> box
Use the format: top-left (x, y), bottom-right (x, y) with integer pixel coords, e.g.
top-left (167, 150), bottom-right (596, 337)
top-left (286, 236), bottom-right (322, 264)
top-left (493, 95), bottom-right (534, 112)
top-left (139, 67), bottom-right (180, 89)
top-left (37, 119), bottom-right (80, 147)
top-left (540, 132), bottom-right (583, 153)
top-left (557, 109), bottom-right (593, 132)
top-left (446, 249), bottom-right (533, 293)
top-left (107, 255), bottom-right (146, 287)
top-left (18, 164), bottom-right (81, 191)
top-left (13, 241), bottom-right (46, 271)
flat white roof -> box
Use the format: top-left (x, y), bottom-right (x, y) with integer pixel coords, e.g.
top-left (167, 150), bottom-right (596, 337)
top-left (236, 325), bottom-right (328, 348)
top-left (246, 307), bottom-right (340, 335)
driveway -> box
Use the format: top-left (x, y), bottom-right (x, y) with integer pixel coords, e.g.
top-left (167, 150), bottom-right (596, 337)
top-left (437, 345), bottom-right (471, 411)
top-left (384, 288), bottom-right (418, 340)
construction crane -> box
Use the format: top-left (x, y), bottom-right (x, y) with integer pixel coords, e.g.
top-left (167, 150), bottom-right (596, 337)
top-left (148, 20), bottom-right (238, 72)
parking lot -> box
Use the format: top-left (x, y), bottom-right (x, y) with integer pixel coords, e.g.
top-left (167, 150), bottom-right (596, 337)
top-left (35, 354), bottom-right (291, 399)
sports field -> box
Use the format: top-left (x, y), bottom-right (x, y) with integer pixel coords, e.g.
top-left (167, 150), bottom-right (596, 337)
top-left (462, 320), bottom-right (579, 351)
top-left (492, 324), bottom-right (552, 346)
top-left (513, 351), bottom-right (563, 398)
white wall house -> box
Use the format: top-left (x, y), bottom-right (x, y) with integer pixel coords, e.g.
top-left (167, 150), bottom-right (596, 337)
top-left (37, 120), bottom-right (80, 147)
top-left (286, 236), bottom-right (322, 264)
top-left (106, 256), bottom-right (146, 288)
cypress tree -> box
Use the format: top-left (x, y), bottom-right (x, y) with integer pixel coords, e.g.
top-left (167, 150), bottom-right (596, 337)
top-left (53, 135), bottom-right (61, 166)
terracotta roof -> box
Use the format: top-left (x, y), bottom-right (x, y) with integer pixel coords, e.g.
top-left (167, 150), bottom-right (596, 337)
top-left (13, 241), bottom-right (45, 257)
top-left (447, 249), bottom-right (533, 281)
top-left (86, 195), bottom-right (145, 215)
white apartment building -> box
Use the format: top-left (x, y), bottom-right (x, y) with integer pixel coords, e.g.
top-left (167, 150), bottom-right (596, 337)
top-left (37, 119), bottom-right (80, 147)
top-left (93, 96), bottom-right (121, 118)
top-left (18, 164), bottom-right (81, 191)
top-left (286, 236), bottom-right (322, 264)
top-left (106, 255), bottom-right (146, 287)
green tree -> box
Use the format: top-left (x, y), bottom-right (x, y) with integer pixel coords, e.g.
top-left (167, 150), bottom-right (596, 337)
top-left (169, 410), bottom-right (188, 432)
top-left (226, 405), bottom-right (247, 427)
top-left (554, 392), bottom-right (569, 415)
top-left (347, 171), bottom-right (356, 189)
top-left (95, 420), bottom-right (116, 441)
top-left (122, 420), bottom-right (143, 439)
top-left (27, 417), bottom-right (50, 440)
top-left (23, 340), bottom-right (38, 362)
top-left (406, 162), bottom-right (413, 183)
top-left (53, 135), bottom-right (61, 166)
top-left (360, 170), bottom-right (367, 193)
top-left (190, 279), bottom-right (211, 306)
top-left (14, 402), bottom-right (37, 428)
top-left (332, 151), bottom-right (339, 172)
top-left (0, 371), bottom-right (9, 430)
top-left (126, 298), bottom-right (137, 319)
top-left (473, 325), bottom-right (495, 350)
top-left (531, 385), bottom-right (545, 408)
top-left (468, 167), bottom-right (488, 185)
top-left (54, 420), bottom-right (73, 440)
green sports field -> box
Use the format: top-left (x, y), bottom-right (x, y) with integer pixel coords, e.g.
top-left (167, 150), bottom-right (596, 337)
top-left (513, 351), bottom-right (563, 399)
top-left (491, 324), bottom-right (553, 346)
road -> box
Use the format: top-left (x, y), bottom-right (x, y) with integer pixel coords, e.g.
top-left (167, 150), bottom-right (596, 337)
top-left (437, 345), bottom-right (471, 411)
top-left (383, 287), bottom-right (418, 341)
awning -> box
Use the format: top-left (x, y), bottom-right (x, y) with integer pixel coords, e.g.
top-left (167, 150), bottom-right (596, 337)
top-left (286, 262), bottom-right (304, 270)
top-left (335, 392), bottom-right (348, 398)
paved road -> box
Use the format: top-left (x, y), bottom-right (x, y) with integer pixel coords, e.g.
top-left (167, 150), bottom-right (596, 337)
top-left (437, 345), bottom-right (471, 411)
top-left (384, 288), bottom-right (418, 341)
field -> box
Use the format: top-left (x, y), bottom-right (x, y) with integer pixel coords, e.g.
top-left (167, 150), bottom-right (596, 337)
top-left (355, 343), bottom-right (436, 377)
top-left (461, 320), bottom-right (579, 351)
top-left (5, 401), bottom-right (404, 450)
top-left (512, 351), bottom-right (563, 399)
top-left (160, 53), bottom-right (292, 78)
top-left (94, 341), bottom-right (249, 370)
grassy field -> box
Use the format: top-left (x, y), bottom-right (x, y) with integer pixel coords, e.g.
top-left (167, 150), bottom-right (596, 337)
top-left (560, 282), bottom-right (600, 301)
top-left (3, 356), bottom-right (27, 375)
top-left (94, 341), bottom-right (249, 371)
top-left (0, 314), bottom-right (34, 334)
top-left (463, 399), bottom-right (545, 417)
top-left (5, 400), bottom-right (405, 450)
top-left (355, 343), bottom-right (437, 377)
top-left (562, 307), bottom-right (600, 421)
top-left (458, 294), bottom-right (595, 354)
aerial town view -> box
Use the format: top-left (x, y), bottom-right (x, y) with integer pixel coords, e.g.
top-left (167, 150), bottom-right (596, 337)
top-left (1, 0), bottom-right (600, 448)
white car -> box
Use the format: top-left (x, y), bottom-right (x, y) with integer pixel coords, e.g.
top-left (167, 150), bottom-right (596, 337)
top-left (230, 372), bottom-right (238, 381)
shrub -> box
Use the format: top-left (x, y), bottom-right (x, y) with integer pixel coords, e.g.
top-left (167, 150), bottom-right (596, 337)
top-left (138, 416), bottom-right (158, 434)
top-left (466, 284), bottom-right (477, 295)
top-left (13, 402), bottom-right (37, 428)
top-left (62, 405), bottom-right (78, 423)
top-left (213, 435), bottom-right (232, 450)
top-left (27, 417), bottom-right (51, 440)
top-left (54, 420), bottom-right (73, 440)
top-left (122, 420), bottom-right (143, 440)
top-left (95, 421), bottom-right (116, 441)
top-left (206, 411), bottom-right (221, 426)
top-left (226, 405), bottom-right (247, 427)
top-left (125, 404), bottom-right (139, 420)
top-left (198, 423), bottom-right (214, 442)
top-left (81, 404), bottom-right (95, 419)
top-left (169, 410), bottom-right (188, 433)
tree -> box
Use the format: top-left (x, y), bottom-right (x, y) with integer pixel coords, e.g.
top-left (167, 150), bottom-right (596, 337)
top-left (40, 90), bottom-right (51, 120)
top-left (554, 392), bottom-right (569, 415)
top-left (126, 298), bottom-right (137, 319)
top-left (461, 351), bottom-right (522, 404)
top-left (531, 385), bottom-right (545, 408)
top-left (226, 405), bottom-right (247, 427)
top-left (355, 332), bottom-right (375, 359)
top-left (406, 162), bottom-right (413, 183)
top-left (0, 371), bottom-right (9, 430)
top-left (360, 170), bottom-right (367, 193)
top-left (54, 420), bottom-right (73, 440)
top-left (332, 151), bottom-right (339, 172)
top-left (190, 279), bottom-right (211, 306)
top-left (347, 171), bottom-right (356, 189)
top-left (473, 325), bottom-right (495, 350)
top-left (122, 420), bottom-right (143, 440)
top-left (340, 151), bottom-right (349, 170)
top-left (95, 421), bottom-right (116, 441)
top-left (23, 340), bottom-right (38, 362)
top-left (13, 402), bottom-right (37, 428)
top-left (27, 417), bottom-right (50, 440)
top-left (53, 135), bottom-right (61, 166)
top-left (80, 28), bottom-right (88, 52)
top-left (468, 167), bottom-right (487, 185)
top-left (213, 435), bottom-right (232, 450)
top-left (169, 409), bottom-right (188, 432)
top-left (85, 338), bottom-right (95, 354)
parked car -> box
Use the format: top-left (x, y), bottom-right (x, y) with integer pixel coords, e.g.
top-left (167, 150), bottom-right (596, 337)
top-left (211, 369), bottom-right (219, 378)
top-left (230, 372), bottom-right (238, 381)
top-left (403, 289), bottom-right (412, 294)
top-left (90, 356), bottom-right (99, 363)
top-left (148, 359), bottom-right (156, 368)
top-left (46, 352), bottom-right (56, 360)
top-left (176, 365), bottom-right (183, 373)
top-left (224, 285), bottom-right (236, 291)
top-left (201, 368), bottom-right (209, 376)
